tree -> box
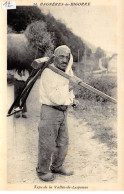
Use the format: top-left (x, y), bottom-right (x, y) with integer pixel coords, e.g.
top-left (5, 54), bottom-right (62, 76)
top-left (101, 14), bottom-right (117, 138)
top-left (95, 47), bottom-right (105, 59)
top-left (7, 6), bottom-right (45, 32)
top-left (7, 7), bottom-right (85, 62)
top-left (86, 47), bottom-right (92, 57)
top-left (45, 14), bottom-right (85, 61)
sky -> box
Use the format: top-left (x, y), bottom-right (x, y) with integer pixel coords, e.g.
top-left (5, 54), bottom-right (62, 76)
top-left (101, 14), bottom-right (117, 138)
top-left (41, 6), bottom-right (117, 54)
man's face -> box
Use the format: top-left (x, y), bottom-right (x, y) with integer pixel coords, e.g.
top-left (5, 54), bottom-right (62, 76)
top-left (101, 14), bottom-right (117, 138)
top-left (54, 52), bottom-right (70, 71)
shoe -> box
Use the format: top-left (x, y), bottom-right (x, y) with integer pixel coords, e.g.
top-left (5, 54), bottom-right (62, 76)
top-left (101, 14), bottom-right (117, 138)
top-left (22, 113), bottom-right (28, 118)
top-left (51, 166), bottom-right (74, 176)
top-left (37, 172), bottom-right (56, 182)
top-left (14, 112), bottom-right (20, 118)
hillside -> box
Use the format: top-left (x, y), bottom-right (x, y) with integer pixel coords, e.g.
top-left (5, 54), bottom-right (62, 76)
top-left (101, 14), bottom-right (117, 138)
top-left (7, 6), bottom-right (85, 62)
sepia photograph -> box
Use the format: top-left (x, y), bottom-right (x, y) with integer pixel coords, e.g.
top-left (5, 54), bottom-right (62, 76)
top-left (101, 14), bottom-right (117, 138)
top-left (0, 0), bottom-right (124, 191)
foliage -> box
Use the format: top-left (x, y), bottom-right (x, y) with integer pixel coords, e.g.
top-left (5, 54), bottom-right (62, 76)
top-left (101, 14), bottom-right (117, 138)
top-left (95, 47), bottom-right (105, 59)
top-left (86, 47), bottom-right (92, 57)
top-left (24, 21), bottom-right (54, 57)
top-left (74, 74), bottom-right (117, 103)
top-left (7, 21), bottom-right (54, 70)
top-left (74, 98), bottom-right (117, 150)
top-left (7, 6), bottom-right (45, 32)
top-left (7, 7), bottom-right (86, 62)
top-left (45, 14), bottom-right (85, 61)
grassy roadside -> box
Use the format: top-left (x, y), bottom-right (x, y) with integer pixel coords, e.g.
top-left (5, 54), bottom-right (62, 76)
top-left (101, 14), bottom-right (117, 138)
top-left (72, 65), bottom-right (117, 150)
top-left (70, 98), bottom-right (117, 166)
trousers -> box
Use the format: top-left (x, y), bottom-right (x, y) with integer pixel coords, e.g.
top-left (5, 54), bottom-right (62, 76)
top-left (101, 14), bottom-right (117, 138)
top-left (37, 104), bottom-right (69, 174)
top-left (14, 79), bottom-right (27, 113)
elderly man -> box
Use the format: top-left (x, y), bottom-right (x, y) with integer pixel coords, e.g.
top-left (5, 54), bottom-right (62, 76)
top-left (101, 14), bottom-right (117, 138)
top-left (36, 45), bottom-right (78, 182)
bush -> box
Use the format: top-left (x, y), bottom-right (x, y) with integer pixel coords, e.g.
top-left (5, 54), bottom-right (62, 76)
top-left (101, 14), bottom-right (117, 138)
top-left (74, 74), bottom-right (117, 103)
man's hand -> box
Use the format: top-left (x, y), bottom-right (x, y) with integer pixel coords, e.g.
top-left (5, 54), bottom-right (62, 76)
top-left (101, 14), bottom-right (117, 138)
top-left (72, 99), bottom-right (79, 108)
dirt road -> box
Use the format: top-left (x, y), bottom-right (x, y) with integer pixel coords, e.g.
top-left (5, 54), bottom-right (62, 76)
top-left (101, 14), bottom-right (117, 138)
top-left (7, 80), bottom-right (117, 184)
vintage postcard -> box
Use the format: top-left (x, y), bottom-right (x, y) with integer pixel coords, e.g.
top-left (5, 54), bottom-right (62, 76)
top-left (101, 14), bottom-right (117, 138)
top-left (0, 0), bottom-right (124, 191)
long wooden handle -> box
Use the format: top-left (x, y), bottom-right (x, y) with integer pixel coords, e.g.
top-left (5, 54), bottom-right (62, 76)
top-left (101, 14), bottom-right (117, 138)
top-left (48, 65), bottom-right (117, 104)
